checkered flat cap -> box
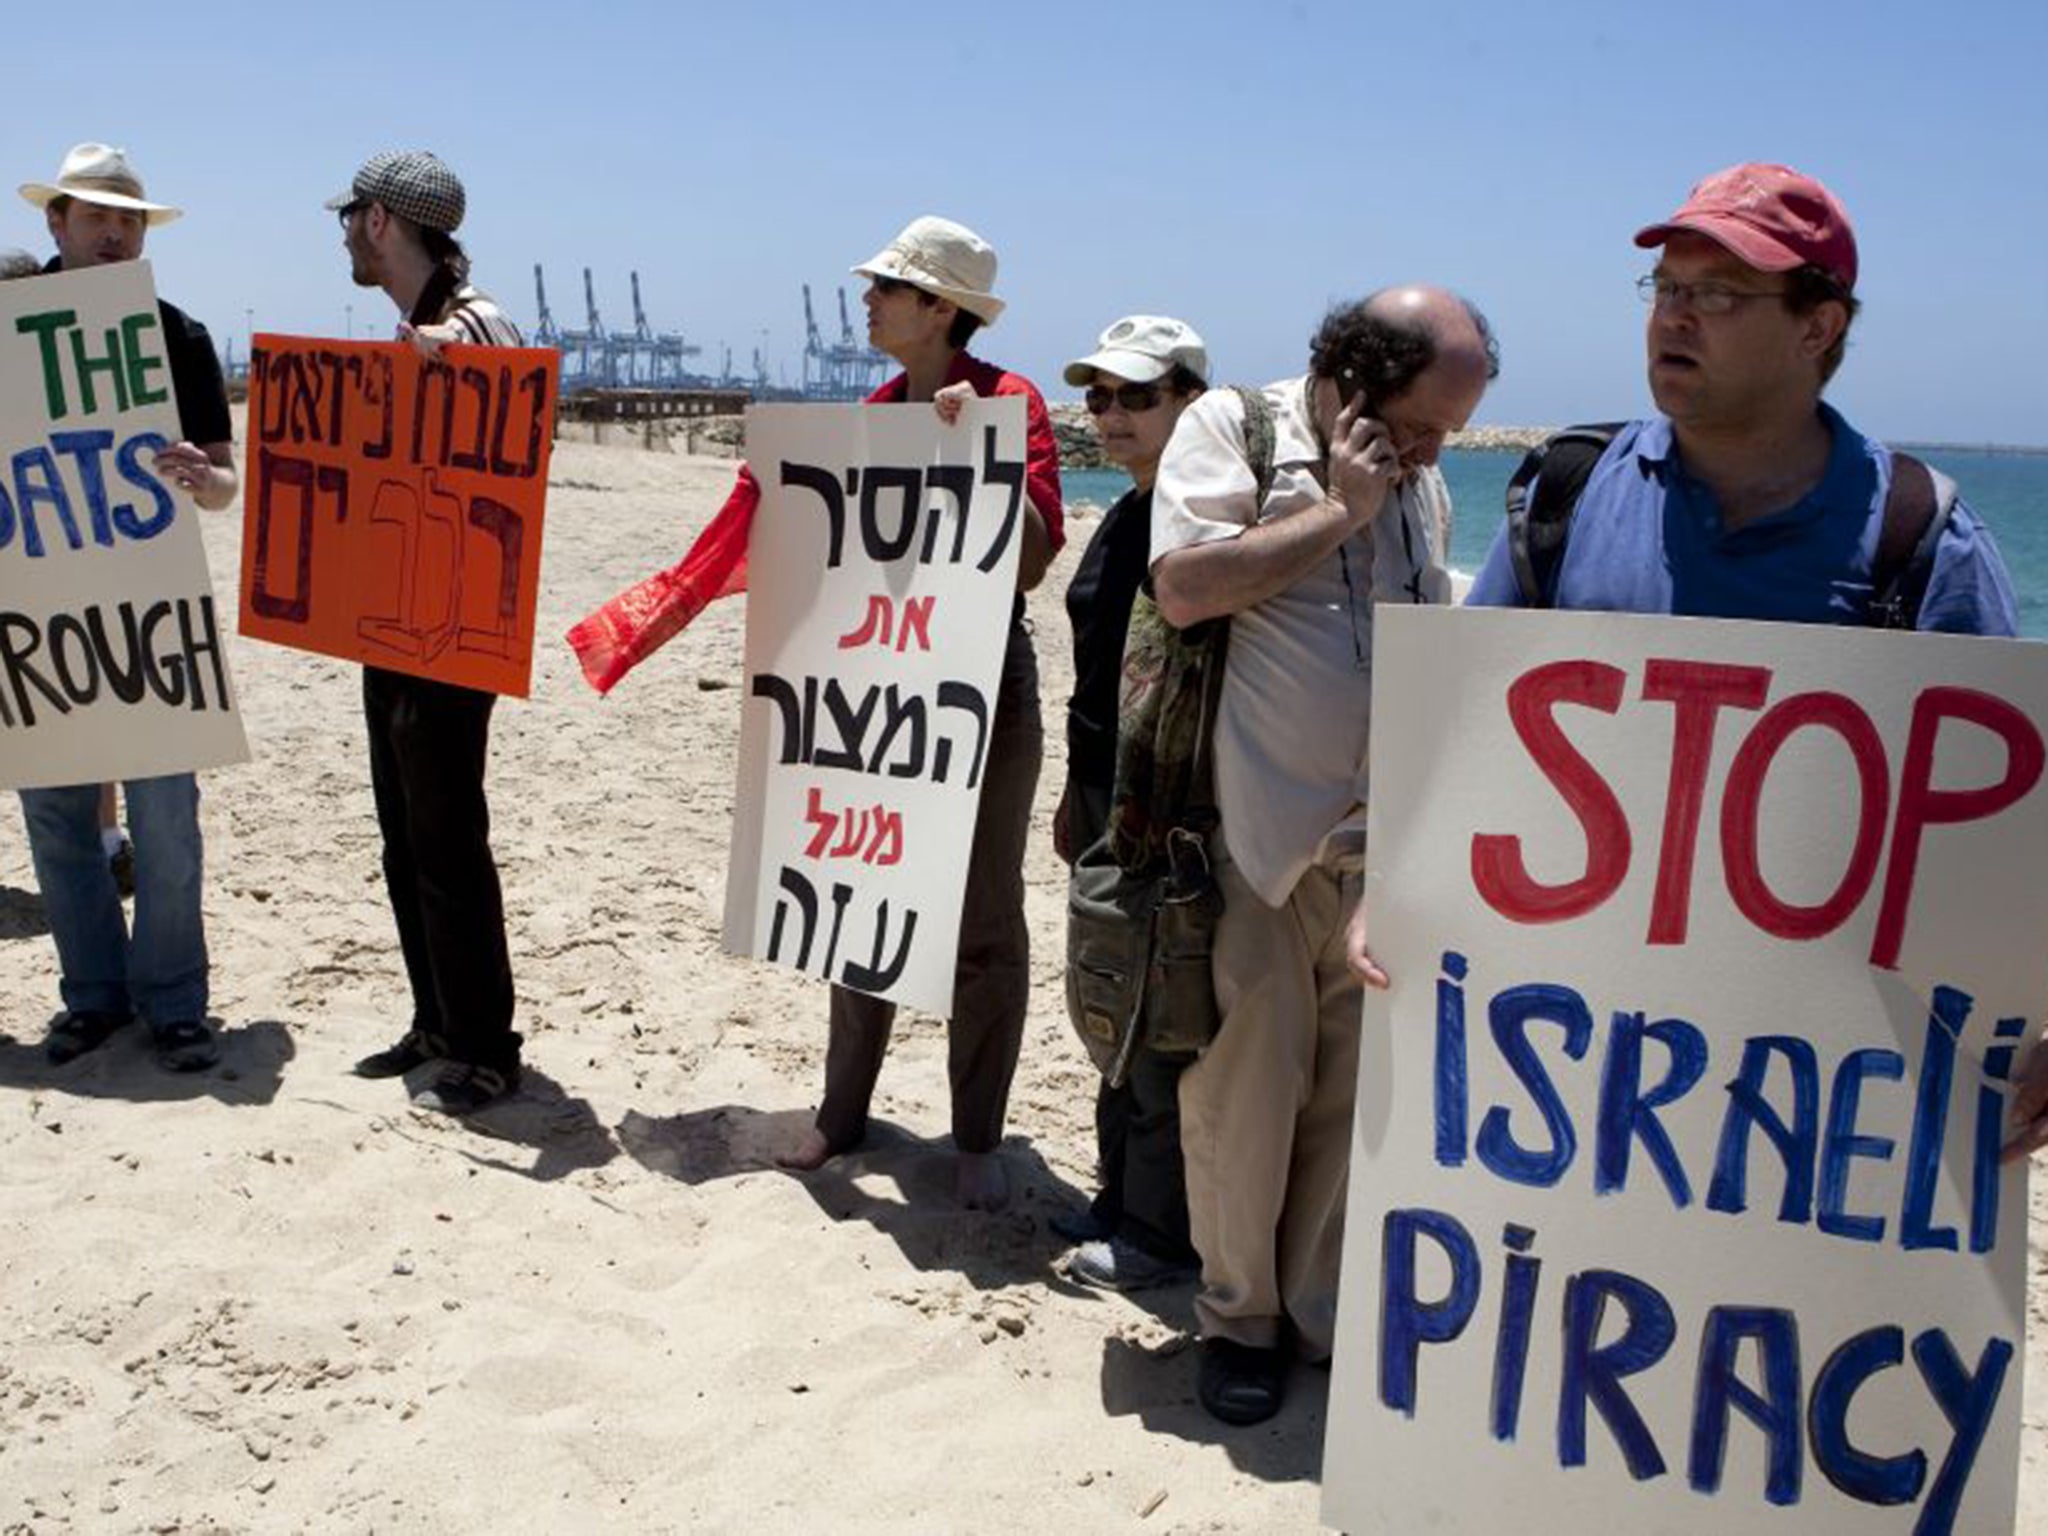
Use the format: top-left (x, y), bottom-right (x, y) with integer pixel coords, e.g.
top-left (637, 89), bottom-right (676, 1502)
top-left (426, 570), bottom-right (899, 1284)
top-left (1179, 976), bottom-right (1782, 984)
top-left (325, 150), bottom-right (466, 234)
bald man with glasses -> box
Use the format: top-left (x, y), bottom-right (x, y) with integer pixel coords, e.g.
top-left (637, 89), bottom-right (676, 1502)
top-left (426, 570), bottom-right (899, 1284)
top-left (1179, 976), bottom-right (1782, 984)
top-left (1148, 285), bottom-right (1496, 1425)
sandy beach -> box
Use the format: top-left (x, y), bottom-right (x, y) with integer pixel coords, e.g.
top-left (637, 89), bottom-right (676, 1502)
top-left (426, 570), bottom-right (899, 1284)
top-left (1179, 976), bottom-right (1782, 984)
top-left (2, 421), bottom-right (2042, 1534)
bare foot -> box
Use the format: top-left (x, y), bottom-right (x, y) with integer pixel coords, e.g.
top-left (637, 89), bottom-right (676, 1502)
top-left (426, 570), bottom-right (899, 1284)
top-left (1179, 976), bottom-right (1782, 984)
top-left (955, 1151), bottom-right (1011, 1211)
top-left (776, 1126), bottom-right (835, 1171)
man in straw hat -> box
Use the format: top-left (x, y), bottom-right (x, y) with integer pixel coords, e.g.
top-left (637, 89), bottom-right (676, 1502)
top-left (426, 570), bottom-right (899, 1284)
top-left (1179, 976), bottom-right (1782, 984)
top-left (12, 143), bottom-right (238, 1072)
top-left (775, 214), bottom-right (1063, 1210)
top-left (326, 150), bottom-right (527, 1117)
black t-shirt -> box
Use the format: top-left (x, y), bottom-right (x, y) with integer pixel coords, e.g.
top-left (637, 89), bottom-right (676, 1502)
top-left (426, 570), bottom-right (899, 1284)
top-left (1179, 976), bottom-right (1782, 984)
top-left (38, 256), bottom-right (232, 445)
top-left (159, 298), bottom-right (232, 446)
top-left (1063, 485), bottom-right (1155, 791)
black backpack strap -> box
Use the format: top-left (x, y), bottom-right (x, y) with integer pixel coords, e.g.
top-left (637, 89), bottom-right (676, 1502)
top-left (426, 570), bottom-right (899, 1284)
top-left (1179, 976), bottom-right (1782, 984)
top-left (1868, 452), bottom-right (1956, 630)
top-left (1228, 384), bottom-right (1278, 506)
top-left (1180, 389), bottom-right (1273, 831)
top-left (1139, 384), bottom-right (1277, 605)
top-left (1505, 423), bottom-right (1624, 607)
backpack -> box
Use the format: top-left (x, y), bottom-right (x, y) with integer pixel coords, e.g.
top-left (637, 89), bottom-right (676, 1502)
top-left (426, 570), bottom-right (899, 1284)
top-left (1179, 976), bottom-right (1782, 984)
top-left (1065, 385), bottom-right (1277, 1083)
top-left (1504, 424), bottom-right (1957, 628)
top-left (1103, 386), bottom-right (1277, 873)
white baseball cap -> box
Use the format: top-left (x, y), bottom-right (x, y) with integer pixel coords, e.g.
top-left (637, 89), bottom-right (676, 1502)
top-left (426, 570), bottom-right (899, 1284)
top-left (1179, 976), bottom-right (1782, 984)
top-left (1063, 314), bottom-right (1209, 387)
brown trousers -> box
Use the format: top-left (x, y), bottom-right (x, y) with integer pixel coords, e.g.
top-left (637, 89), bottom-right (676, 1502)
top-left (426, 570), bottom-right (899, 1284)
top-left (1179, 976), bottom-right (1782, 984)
top-left (815, 619), bottom-right (1042, 1156)
top-left (1178, 851), bottom-right (1363, 1359)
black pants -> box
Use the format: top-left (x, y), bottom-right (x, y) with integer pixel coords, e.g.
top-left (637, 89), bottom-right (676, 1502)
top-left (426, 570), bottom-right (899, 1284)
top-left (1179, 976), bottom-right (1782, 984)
top-left (1068, 778), bottom-right (1195, 1262)
top-left (816, 618), bottom-right (1042, 1156)
top-left (363, 666), bottom-right (518, 1072)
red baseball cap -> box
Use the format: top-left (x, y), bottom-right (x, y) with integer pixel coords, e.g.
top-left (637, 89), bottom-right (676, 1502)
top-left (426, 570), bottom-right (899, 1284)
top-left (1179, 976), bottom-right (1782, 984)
top-left (1635, 162), bottom-right (1857, 292)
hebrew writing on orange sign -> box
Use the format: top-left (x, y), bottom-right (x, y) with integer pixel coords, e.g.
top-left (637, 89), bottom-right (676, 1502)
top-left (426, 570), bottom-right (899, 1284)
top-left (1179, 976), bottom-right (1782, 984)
top-left (237, 336), bottom-right (559, 697)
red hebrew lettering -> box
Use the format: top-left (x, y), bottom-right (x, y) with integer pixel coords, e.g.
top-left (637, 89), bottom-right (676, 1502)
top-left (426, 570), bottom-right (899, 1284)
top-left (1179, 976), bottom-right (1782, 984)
top-left (838, 594), bottom-right (892, 650)
top-left (896, 596), bottom-right (934, 653)
top-left (803, 785), bottom-right (838, 859)
top-left (866, 810), bottom-right (904, 865)
top-left (831, 807), bottom-right (870, 859)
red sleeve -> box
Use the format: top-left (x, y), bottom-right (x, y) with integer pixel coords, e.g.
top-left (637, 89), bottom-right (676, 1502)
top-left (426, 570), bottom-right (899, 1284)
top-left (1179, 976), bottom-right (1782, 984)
top-left (993, 370), bottom-right (1066, 553)
top-left (565, 464), bottom-right (759, 694)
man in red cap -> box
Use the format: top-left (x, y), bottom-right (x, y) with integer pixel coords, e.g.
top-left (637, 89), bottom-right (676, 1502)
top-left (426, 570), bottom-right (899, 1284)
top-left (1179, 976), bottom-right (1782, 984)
top-left (1468, 160), bottom-right (2015, 629)
top-left (1442, 163), bottom-right (2047, 1159)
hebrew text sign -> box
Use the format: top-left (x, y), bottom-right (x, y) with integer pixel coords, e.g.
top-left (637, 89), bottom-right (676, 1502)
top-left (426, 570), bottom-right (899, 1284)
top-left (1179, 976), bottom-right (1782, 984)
top-left (723, 399), bottom-right (1027, 1014)
top-left (238, 335), bottom-right (558, 696)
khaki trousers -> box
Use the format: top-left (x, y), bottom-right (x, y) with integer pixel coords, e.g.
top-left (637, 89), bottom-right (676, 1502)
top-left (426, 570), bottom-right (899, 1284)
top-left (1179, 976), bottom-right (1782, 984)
top-left (1179, 852), bottom-right (1362, 1359)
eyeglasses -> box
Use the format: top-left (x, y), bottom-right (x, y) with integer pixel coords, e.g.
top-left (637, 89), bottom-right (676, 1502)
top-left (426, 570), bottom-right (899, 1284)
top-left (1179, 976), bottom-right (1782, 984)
top-left (1637, 274), bottom-right (1789, 315)
top-left (869, 275), bottom-right (916, 297)
top-left (336, 201), bottom-right (367, 229)
top-left (1084, 380), bottom-right (1169, 415)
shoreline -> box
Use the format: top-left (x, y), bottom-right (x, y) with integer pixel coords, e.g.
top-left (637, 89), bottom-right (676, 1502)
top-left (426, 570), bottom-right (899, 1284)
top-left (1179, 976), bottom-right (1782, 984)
top-left (551, 405), bottom-right (2048, 472)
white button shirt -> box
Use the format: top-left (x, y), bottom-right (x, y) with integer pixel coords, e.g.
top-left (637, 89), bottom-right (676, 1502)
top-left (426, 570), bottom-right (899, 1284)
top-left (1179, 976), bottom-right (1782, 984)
top-left (1151, 376), bottom-right (1453, 907)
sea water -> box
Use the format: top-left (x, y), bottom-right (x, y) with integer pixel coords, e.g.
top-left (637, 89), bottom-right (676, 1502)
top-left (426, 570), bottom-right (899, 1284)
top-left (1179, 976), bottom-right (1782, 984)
top-left (1063, 447), bottom-right (2048, 637)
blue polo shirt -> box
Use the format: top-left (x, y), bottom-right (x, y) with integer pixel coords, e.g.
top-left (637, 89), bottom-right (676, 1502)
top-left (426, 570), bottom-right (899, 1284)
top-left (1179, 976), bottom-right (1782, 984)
top-left (1466, 407), bottom-right (2019, 636)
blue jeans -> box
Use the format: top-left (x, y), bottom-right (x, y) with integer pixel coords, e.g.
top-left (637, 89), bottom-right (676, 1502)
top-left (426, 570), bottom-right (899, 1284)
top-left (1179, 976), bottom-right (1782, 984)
top-left (18, 774), bottom-right (209, 1024)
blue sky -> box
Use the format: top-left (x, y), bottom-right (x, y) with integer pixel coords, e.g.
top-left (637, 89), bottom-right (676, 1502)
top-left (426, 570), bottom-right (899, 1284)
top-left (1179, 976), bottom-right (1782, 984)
top-left (9, 0), bottom-right (2044, 444)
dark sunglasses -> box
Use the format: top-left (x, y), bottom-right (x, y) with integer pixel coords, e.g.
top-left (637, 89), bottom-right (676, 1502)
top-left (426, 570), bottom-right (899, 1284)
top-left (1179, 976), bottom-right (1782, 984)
top-left (1084, 380), bottom-right (1170, 415)
top-left (870, 275), bottom-right (917, 296)
top-left (336, 201), bottom-right (367, 229)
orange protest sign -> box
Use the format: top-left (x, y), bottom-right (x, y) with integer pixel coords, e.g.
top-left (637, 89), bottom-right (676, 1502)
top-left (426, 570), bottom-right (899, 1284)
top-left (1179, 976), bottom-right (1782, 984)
top-left (238, 335), bottom-right (560, 697)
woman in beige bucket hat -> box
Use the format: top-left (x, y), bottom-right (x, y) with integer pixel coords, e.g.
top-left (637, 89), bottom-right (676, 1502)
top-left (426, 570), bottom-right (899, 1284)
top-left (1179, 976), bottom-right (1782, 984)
top-left (776, 215), bottom-right (1064, 1211)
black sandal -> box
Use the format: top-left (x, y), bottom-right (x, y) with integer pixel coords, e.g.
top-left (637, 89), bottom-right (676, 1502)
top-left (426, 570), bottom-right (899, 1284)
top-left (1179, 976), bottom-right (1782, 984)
top-left (44, 1010), bottom-right (130, 1065)
top-left (151, 1018), bottom-right (220, 1073)
top-left (1198, 1338), bottom-right (1289, 1425)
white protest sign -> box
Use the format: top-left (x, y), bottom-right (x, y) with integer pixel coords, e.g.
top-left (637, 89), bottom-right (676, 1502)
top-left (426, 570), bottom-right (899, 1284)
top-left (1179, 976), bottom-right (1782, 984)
top-left (0, 260), bottom-right (247, 790)
top-left (1324, 606), bottom-right (2043, 1536)
top-left (723, 398), bottom-right (1027, 1015)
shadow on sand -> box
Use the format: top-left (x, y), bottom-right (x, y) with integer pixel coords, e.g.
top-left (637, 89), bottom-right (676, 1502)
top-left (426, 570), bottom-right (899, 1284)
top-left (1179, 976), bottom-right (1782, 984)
top-left (0, 884), bottom-right (49, 941)
top-left (1100, 1333), bottom-right (1329, 1483)
top-left (618, 1102), bottom-right (1096, 1290)
top-left (396, 1064), bottom-right (621, 1183)
top-left (0, 1014), bottom-right (296, 1106)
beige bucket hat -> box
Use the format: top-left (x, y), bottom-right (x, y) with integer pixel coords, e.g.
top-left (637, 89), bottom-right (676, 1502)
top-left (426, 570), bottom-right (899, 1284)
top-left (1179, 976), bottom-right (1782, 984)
top-left (851, 215), bottom-right (1005, 325)
top-left (20, 143), bottom-right (182, 225)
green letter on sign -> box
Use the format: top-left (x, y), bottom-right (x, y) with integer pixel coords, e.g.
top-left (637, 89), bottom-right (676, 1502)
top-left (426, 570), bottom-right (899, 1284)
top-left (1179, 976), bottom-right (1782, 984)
top-left (15, 309), bottom-right (78, 419)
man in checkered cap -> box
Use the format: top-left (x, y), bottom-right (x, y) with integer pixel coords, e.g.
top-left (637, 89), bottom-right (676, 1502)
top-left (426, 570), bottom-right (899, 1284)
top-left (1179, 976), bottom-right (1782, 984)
top-left (328, 150), bottom-right (527, 1116)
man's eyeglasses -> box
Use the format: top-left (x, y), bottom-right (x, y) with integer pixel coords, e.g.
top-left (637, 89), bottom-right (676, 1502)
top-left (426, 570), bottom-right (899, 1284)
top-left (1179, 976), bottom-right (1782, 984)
top-left (870, 275), bottom-right (916, 296)
top-left (1638, 274), bottom-right (1789, 316)
top-left (1084, 380), bottom-right (1170, 415)
top-left (336, 201), bottom-right (367, 229)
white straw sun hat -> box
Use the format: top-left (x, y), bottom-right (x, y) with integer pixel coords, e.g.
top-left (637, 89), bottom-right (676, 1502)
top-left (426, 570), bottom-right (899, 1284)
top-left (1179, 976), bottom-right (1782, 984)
top-left (851, 215), bottom-right (1005, 325)
top-left (20, 143), bottom-right (181, 225)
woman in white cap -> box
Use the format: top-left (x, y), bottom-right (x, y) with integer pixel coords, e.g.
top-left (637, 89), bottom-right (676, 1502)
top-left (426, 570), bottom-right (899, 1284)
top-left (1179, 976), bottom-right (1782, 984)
top-left (1049, 317), bottom-right (1209, 1288)
top-left (777, 215), bottom-right (1064, 1210)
